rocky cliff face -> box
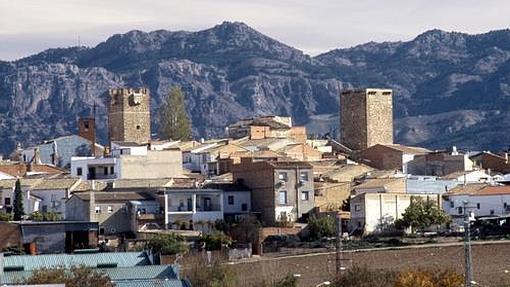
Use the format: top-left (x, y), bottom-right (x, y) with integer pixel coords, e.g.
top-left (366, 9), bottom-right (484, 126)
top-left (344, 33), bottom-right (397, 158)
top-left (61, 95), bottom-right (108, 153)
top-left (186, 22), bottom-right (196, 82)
top-left (1, 22), bottom-right (510, 155)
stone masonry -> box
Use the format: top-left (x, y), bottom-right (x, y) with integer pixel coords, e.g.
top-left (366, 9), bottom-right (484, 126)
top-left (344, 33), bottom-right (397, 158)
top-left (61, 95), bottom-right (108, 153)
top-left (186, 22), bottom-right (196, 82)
top-left (340, 88), bottom-right (393, 151)
top-left (108, 88), bottom-right (151, 144)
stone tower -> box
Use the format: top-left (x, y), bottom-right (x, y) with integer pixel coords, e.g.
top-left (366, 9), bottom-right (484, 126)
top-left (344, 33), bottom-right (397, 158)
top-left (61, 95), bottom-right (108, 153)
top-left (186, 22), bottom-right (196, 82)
top-left (78, 117), bottom-right (96, 143)
top-left (340, 88), bottom-right (393, 151)
top-left (108, 88), bottom-right (151, 144)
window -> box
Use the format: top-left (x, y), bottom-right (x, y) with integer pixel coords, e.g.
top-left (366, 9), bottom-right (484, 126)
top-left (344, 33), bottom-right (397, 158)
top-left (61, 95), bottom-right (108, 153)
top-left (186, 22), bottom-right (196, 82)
top-left (300, 171), bottom-right (309, 182)
top-left (136, 125), bottom-right (141, 130)
top-left (241, 203), bottom-right (248, 211)
top-left (354, 204), bottom-right (361, 212)
top-left (228, 195), bottom-right (234, 205)
top-left (95, 206), bottom-right (101, 214)
top-left (77, 168), bottom-right (83, 176)
top-left (449, 201), bottom-right (454, 208)
top-left (301, 191), bottom-right (309, 201)
top-left (279, 190), bottom-right (287, 205)
top-left (84, 121), bottom-right (89, 130)
top-left (110, 166), bottom-right (114, 174)
top-left (51, 194), bottom-right (57, 202)
top-left (4, 197), bottom-right (11, 205)
top-left (104, 167), bottom-right (108, 175)
top-left (490, 210), bottom-right (495, 215)
top-left (107, 206), bottom-right (113, 213)
top-left (278, 172), bottom-right (288, 181)
top-left (458, 207), bottom-right (463, 214)
top-left (505, 203), bottom-right (508, 209)
top-left (477, 203), bottom-right (480, 210)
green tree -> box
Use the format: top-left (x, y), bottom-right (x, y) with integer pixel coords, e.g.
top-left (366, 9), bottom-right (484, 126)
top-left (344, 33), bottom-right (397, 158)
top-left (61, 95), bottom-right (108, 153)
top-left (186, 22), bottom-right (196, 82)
top-left (147, 233), bottom-right (189, 255)
top-left (395, 197), bottom-right (450, 234)
top-left (200, 231), bottom-right (233, 251)
top-left (23, 265), bottom-right (113, 287)
top-left (13, 179), bottom-right (24, 221)
top-left (159, 86), bottom-right (192, 140)
top-left (307, 215), bottom-right (335, 240)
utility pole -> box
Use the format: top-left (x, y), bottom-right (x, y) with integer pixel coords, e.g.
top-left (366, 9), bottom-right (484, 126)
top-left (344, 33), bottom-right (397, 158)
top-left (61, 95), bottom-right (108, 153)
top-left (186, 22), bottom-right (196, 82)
top-left (336, 212), bottom-right (343, 274)
top-left (463, 201), bottom-right (473, 287)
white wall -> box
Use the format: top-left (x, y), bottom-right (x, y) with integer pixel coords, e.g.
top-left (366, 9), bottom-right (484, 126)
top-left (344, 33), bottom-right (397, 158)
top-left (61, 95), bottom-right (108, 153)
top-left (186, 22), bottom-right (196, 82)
top-left (223, 191), bottom-right (251, 214)
top-left (443, 194), bottom-right (510, 218)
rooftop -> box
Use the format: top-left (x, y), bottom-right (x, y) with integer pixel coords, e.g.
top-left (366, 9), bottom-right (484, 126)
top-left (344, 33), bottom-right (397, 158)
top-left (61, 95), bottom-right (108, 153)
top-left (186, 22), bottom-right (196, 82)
top-left (71, 191), bottom-right (157, 202)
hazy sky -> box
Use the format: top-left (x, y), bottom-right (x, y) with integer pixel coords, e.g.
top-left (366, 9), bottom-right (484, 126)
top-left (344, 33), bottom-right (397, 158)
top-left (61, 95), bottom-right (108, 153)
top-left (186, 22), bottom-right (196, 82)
top-left (1, 0), bottom-right (509, 60)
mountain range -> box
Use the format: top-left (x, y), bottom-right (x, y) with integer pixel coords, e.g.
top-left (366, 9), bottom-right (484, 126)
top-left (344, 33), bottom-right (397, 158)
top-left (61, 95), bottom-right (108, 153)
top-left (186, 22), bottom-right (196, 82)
top-left (1, 21), bottom-right (510, 156)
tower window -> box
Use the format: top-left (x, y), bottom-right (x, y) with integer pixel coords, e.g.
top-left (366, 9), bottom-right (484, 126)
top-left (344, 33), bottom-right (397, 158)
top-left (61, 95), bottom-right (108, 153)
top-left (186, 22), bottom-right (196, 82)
top-left (136, 125), bottom-right (141, 130)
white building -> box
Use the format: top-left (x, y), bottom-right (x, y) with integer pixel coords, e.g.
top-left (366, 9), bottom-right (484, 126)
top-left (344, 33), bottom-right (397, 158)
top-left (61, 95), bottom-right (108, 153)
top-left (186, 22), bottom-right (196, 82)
top-left (163, 188), bottom-right (225, 230)
top-left (350, 191), bottom-right (440, 234)
top-left (442, 184), bottom-right (510, 228)
top-left (71, 141), bottom-right (183, 181)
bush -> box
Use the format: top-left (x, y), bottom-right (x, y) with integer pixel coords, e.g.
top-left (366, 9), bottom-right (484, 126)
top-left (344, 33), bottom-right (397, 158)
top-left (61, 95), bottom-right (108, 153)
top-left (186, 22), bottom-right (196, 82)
top-left (308, 215), bottom-right (336, 240)
top-left (23, 265), bottom-right (113, 287)
top-left (333, 266), bottom-right (396, 287)
top-left (147, 233), bottom-right (188, 255)
top-left (201, 231), bottom-right (233, 251)
top-left (0, 212), bottom-right (13, 221)
top-left (29, 211), bottom-right (62, 221)
top-left (395, 269), bottom-right (463, 287)
top-left (265, 274), bottom-right (298, 287)
top-left (184, 257), bottom-right (237, 287)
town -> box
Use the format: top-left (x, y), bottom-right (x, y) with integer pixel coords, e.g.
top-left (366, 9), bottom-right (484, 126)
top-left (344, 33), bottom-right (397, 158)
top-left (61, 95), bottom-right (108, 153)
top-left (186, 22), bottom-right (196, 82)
top-left (1, 85), bottom-right (509, 287)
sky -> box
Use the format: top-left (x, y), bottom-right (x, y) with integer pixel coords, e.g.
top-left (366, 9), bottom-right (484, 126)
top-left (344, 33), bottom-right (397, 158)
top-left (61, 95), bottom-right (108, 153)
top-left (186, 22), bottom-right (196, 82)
top-left (0, 0), bottom-right (509, 61)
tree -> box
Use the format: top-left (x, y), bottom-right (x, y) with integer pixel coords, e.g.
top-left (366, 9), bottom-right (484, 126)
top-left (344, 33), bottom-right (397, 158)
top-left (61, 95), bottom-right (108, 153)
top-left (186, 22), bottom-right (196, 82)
top-left (159, 86), bottom-right (192, 140)
top-left (147, 233), bottom-right (188, 255)
top-left (200, 231), bottom-right (233, 251)
top-left (13, 179), bottom-right (24, 221)
top-left (395, 197), bottom-right (450, 234)
top-left (23, 265), bottom-right (113, 287)
top-left (307, 215), bottom-right (335, 240)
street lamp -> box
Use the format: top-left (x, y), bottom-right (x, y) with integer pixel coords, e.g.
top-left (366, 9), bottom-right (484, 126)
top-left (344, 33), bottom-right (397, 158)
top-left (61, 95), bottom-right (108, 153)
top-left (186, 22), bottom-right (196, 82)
top-left (316, 282), bottom-right (331, 287)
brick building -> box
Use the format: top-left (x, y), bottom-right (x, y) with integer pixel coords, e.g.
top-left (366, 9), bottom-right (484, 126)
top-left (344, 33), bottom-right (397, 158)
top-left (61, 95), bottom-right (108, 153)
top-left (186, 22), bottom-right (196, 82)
top-left (340, 88), bottom-right (393, 151)
top-left (232, 158), bottom-right (314, 225)
top-left (359, 144), bottom-right (430, 173)
top-left (108, 88), bottom-right (151, 144)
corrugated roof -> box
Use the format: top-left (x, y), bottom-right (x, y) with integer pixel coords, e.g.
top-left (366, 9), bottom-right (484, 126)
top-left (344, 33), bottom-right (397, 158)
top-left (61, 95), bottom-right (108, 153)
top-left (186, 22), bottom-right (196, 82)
top-left (3, 252), bottom-right (150, 271)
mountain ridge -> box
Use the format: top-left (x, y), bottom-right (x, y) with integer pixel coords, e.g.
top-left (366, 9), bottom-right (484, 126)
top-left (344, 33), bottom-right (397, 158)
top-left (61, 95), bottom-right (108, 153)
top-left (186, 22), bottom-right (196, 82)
top-left (1, 21), bottom-right (510, 156)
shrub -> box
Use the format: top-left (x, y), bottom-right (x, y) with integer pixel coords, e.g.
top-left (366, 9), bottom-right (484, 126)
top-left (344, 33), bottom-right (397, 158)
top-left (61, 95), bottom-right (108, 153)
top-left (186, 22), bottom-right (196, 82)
top-left (147, 233), bottom-right (188, 255)
top-left (23, 265), bottom-right (113, 287)
top-left (308, 215), bottom-right (336, 240)
top-left (29, 211), bottom-right (62, 221)
top-left (184, 257), bottom-right (237, 287)
top-left (0, 211), bottom-right (13, 221)
top-left (333, 266), bottom-right (396, 287)
top-left (201, 231), bottom-right (233, 251)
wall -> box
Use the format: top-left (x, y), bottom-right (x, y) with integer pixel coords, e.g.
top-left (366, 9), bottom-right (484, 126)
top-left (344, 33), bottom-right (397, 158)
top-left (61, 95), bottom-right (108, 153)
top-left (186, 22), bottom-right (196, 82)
top-left (31, 189), bottom-right (67, 215)
top-left (272, 168), bottom-right (314, 223)
top-left (350, 193), bottom-right (440, 234)
top-left (108, 88), bottom-right (151, 144)
top-left (360, 145), bottom-right (403, 171)
top-left (65, 196), bottom-right (89, 221)
top-left (366, 90), bottom-right (393, 148)
top-left (232, 160), bottom-right (275, 224)
top-left (119, 150), bottom-right (182, 179)
top-left (443, 194), bottom-right (510, 218)
top-left (92, 202), bottom-right (131, 234)
top-left (224, 191), bottom-right (251, 214)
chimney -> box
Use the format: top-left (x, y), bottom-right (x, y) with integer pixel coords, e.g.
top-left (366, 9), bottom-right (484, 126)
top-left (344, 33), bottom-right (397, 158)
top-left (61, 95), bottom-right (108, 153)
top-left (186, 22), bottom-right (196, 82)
top-left (78, 117), bottom-right (96, 157)
top-left (505, 153), bottom-right (509, 164)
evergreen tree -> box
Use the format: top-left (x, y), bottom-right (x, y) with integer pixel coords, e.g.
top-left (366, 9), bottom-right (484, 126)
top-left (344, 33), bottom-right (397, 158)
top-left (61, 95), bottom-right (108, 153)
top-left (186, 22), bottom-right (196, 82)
top-left (13, 178), bottom-right (24, 221)
top-left (159, 86), bottom-right (192, 140)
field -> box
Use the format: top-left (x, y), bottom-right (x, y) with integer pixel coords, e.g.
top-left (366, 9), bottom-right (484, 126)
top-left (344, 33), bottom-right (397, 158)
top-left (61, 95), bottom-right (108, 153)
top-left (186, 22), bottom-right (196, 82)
top-left (229, 241), bottom-right (510, 286)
